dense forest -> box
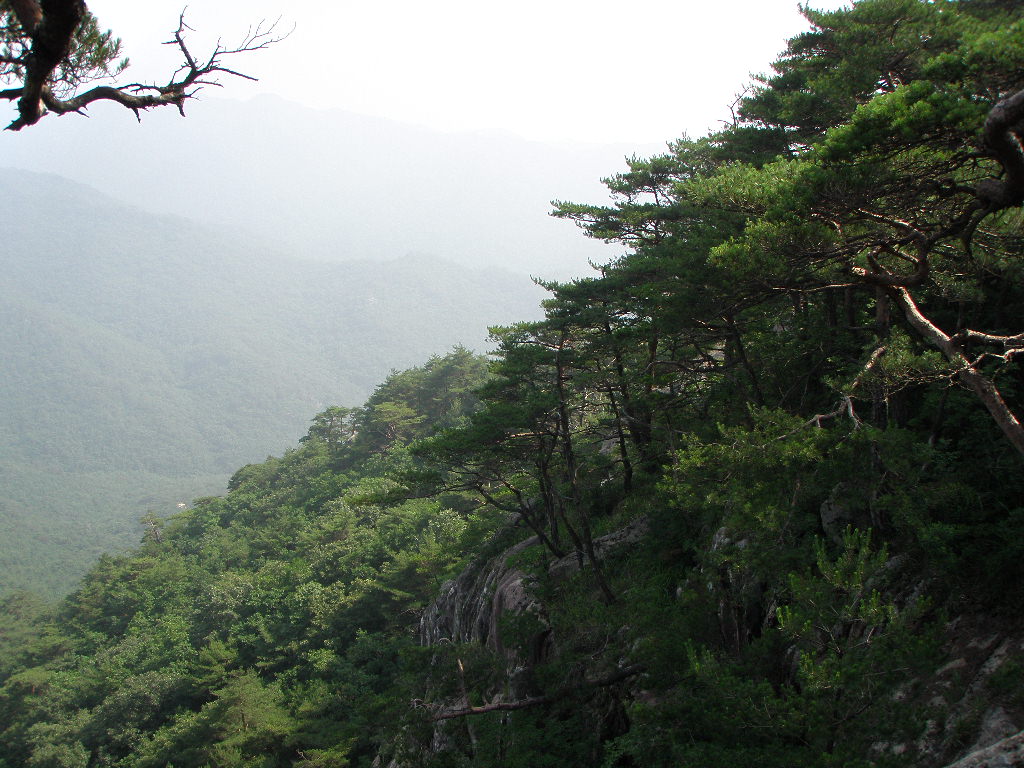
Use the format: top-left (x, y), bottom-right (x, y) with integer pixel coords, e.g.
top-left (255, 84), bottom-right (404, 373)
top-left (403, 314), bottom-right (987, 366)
top-left (2, 0), bottom-right (1024, 765)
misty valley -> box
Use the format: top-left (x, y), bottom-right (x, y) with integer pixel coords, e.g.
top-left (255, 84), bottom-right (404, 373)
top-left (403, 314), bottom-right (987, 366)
top-left (0, 169), bottom-right (545, 596)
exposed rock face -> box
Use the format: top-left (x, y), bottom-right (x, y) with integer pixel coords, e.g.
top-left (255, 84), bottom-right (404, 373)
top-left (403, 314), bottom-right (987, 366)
top-left (941, 730), bottom-right (1024, 768)
top-left (418, 534), bottom-right (544, 658)
top-left (407, 515), bottom-right (1024, 768)
top-left (908, 616), bottom-right (1024, 767)
top-left (419, 516), bottom-right (650, 657)
top-left (394, 519), bottom-right (649, 767)
top-left (819, 481), bottom-right (874, 544)
top-left (971, 707), bottom-right (1022, 756)
top-left (376, 539), bottom-right (547, 768)
top-left (706, 525), bottom-right (768, 656)
top-left (547, 516), bottom-right (649, 581)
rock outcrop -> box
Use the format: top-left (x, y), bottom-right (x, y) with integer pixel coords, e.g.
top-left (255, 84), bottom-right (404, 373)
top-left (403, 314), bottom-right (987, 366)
top-left (942, 730), bottom-right (1024, 768)
top-left (419, 534), bottom-right (543, 657)
top-left (902, 615), bottom-right (1024, 767)
top-left (419, 516), bottom-right (650, 658)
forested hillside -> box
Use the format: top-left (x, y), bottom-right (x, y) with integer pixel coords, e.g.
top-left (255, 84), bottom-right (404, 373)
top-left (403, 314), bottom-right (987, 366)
top-left (0, 170), bottom-right (544, 597)
top-left (2, 0), bottom-right (1023, 766)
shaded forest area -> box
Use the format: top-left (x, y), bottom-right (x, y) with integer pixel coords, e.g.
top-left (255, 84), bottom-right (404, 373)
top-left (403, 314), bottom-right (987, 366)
top-left (2, 1), bottom-right (1024, 766)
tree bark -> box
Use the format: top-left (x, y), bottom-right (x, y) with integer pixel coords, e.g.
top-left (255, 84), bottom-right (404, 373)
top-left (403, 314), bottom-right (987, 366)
top-left (979, 87), bottom-right (1024, 209)
top-left (15, 0), bottom-right (85, 128)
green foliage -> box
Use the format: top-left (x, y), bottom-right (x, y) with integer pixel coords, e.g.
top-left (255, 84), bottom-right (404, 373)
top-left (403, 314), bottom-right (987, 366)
top-left (4, 1), bottom-right (1024, 766)
top-left (0, 349), bottom-right (495, 767)
top-left (778, 529), bottom-right (937, 760)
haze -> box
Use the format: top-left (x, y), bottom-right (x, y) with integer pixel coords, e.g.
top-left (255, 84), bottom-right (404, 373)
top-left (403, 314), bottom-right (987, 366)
top-left (82, 0), bottom-right (849, 144)
top-left (3, 1), bottom-right (851, 278)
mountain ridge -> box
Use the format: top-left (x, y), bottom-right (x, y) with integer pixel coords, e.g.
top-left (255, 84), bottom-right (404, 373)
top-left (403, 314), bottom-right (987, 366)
top-left (2, 95), bottom-right (655, 277)
top-left (0, 168), bottom-right (546, 596)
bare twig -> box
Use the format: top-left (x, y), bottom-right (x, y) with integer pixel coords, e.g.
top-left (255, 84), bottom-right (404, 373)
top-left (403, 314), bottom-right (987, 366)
top-left (4, 7), bottom-right (290, 129)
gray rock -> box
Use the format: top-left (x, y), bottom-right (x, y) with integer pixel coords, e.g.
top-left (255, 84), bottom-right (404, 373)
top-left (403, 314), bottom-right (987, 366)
top-left (819, 481), bottom-right (873, 544)
top-left (547, 516), bottom-right (650, 580)
top-left (942, 730), bottom-right (1024, 768)
top-left (418, 534), bottom-right (542, 653)
top-left (970, 708), bottom-right (1021, 755)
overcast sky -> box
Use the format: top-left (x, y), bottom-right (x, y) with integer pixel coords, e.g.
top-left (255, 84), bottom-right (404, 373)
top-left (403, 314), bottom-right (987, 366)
top-left (83, 0), bottom-right (849, 145)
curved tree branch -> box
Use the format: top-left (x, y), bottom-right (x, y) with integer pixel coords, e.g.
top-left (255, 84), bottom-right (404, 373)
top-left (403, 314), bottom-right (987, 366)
top-left (953, 329), bottom-right (1024, 348)
top-left (978, 87), bottom-right (1024, 210)
top-left (4, 4), bottom-right (288, 130)
top-left (893, 287), bottom-right (1024, 459)
top-left (13, 0), bottom-right (85, 129)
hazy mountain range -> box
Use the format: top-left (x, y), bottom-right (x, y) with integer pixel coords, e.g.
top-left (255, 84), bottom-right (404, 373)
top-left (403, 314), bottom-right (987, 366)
top-left (4, 95), bottom-right (659, 278)
top-left (0, 96), bottom-right (656, 596)
top-left (0, 168), bottom-right (548, 596)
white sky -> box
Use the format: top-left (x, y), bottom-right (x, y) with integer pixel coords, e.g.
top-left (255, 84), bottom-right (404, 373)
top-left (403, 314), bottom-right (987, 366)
top-left (83, 0), bottom-right (848, 144)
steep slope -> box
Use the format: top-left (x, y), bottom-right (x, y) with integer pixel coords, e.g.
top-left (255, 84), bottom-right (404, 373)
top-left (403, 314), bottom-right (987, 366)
top-left (0, 169), bottom-right (545, 596)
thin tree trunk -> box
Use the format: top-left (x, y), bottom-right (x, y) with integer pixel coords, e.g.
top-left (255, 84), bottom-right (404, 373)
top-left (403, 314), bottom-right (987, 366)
top-left (554, 329), bottom-right (617, 604)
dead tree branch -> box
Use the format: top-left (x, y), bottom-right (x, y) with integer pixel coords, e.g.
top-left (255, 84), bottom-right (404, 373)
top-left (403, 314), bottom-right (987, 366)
top-left (4, 4), bottom-right (289, 130)
top-left (430, 663), bottom-right (645, 722)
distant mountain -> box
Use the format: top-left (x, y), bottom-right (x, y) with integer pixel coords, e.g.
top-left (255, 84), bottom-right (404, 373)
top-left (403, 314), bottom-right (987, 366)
top-left (0, 168), bottom-right (546, 596)
top-left (2, 95), bottom-right (655, 278)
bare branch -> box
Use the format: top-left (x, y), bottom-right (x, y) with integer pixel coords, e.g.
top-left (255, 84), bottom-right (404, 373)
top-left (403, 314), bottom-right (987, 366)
top-left (953, 329), bottom-right (1024, 349)
top-left (775, 345), bottom-right (889, 441)
top-left (893, 287), bottom-right (1024, 460)
top-left (854, 208), bottom-right (925, 241)
top-left (432, 695), bottom-right (550, 721)
top-left (5, 8), bottom-right (290, 130)
top-left (850, 345), bottom-right (889, 392)
top-left (430, 664), bottom-right (645, 722)
top-left (850, 245), bottom-right (929, 288)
